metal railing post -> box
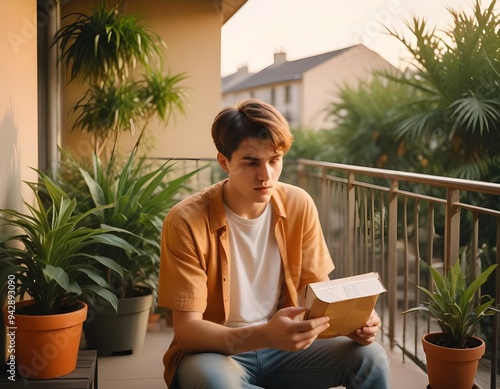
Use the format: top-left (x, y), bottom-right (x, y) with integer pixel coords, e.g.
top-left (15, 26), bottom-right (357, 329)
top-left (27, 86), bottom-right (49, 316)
top-left (444, 189), bottom-right (460, 272)
top-left (388, 179), bottom-right (398, 349)
top-left (346, 173), bottom-right (355, 276)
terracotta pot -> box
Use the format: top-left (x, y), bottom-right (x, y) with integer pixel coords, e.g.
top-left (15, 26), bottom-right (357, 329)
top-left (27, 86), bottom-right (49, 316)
top-left (422, 332), bottom-right (485, 389)
top-left (3, 300), bottom-right (88, 379)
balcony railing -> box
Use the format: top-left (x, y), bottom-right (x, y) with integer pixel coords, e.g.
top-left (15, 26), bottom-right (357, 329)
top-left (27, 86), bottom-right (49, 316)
top-left (293, 158), bottom-right (500, 389)
top-left (160, 157), bottom-right (500, 389)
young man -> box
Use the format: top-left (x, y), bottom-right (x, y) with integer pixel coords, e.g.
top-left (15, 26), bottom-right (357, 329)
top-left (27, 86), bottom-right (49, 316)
top-left (158, 99), bottom-right (391, 389)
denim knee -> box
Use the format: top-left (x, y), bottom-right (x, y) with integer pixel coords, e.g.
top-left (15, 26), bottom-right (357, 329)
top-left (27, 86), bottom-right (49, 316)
top-left (349, 342), bottom-right (391, 389)
top-left (176, 353), bottom-right (249, 389)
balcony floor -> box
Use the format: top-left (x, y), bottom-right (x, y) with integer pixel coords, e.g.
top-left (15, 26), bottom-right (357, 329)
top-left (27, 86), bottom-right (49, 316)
top-left (95, 320), bottom-right (429, 388)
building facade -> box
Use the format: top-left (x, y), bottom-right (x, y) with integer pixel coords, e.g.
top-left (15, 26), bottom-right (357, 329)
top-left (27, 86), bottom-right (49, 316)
top-left (222, 44), bottom-right (396, 130)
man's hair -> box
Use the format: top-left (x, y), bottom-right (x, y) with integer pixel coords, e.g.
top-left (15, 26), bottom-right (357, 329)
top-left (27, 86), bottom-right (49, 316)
top-left (211, 99), bottom-right (294, 159)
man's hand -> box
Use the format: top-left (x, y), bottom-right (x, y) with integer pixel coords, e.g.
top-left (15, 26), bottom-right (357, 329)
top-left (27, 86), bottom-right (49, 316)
top-left (262, 306), bottom-right (330, 351)
top-left (347, 309), bottom-right (381, 346)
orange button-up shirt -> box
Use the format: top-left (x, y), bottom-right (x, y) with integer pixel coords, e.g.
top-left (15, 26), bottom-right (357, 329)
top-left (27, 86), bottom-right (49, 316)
top-left (158, 179), bottom-right (334, 386)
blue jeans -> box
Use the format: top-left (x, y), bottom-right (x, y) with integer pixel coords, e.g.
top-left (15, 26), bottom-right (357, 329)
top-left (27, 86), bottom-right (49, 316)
top-left (174, 337), bottom-right (391, 388)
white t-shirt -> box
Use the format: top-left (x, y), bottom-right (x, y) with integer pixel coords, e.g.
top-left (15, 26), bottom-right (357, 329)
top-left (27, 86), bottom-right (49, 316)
top-left (224, 203), bottom-right (282, 327)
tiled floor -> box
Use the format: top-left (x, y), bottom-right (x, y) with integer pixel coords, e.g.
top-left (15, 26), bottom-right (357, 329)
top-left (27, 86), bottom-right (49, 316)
top-left (96, 321), bottom-right (171, 389)
top-left (95, 320), bottom-right (429, 388)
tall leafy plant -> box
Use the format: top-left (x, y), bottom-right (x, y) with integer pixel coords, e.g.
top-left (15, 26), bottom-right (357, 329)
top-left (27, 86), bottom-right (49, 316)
top-left (325, 75), bottom-right (426, 172)
top-left (54, 2), bottom-right (163, 83)
top-left (385, 0), bottom-right (500, 181)
top-left (53, 2), bottom-right (187, 159)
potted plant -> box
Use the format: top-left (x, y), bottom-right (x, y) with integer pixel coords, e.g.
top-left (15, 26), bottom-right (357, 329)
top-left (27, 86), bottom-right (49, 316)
top-left (54, 147), bottom-right (199, 355)
top-left (0, 172), bottom-right (133, 379)
top-left (403, 259), bottom-right (499, 389)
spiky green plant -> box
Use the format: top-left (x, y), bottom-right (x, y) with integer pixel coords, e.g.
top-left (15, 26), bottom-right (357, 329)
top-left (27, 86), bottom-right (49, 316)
top-left (54, 2), bottom-right (164, 83)
top-left (385, 0), bottom-right (500, 180)
top-left (0, 173), bottom-right (134, 315)
top-left (58, 148), bottom-right (201, 299)
top-left (403, 260), bottom-right (499, 348)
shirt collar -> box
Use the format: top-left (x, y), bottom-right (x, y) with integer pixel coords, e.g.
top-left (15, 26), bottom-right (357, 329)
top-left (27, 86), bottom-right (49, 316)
top-left (208, 179), bottom-right (287, 232)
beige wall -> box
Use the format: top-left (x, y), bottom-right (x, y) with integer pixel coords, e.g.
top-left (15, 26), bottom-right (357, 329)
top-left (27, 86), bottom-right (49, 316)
top-left (0, 0), bottom-right (38, 212)
top-left (138, 0), bottom-right (221, 159)
top-left (302, 45), bottom-right (396, 130)
top-left (61, 0), bottom-right (222, 160)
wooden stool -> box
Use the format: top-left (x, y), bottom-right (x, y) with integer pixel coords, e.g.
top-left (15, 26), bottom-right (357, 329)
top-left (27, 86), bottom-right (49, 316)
top-left (1, 349), bottom-right (98, 388)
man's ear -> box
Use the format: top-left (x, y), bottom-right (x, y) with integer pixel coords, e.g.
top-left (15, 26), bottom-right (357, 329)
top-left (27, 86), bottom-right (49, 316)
top-left (217, 152), bottom-right (230, 174)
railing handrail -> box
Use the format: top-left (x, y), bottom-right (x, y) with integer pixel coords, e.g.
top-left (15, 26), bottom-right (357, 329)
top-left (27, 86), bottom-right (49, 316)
top-left (297, 158), bottom-right (500, 196)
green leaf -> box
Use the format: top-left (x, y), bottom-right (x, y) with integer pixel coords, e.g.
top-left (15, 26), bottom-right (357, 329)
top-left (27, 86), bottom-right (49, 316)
top-left (78, 268), bottom-right (109, 287)
top-left (44, 265), bottom-right (82, 294)
top-left (86, 285), bottom-right (119, 312)
top-left (89, 254), bottom-right (124, 279)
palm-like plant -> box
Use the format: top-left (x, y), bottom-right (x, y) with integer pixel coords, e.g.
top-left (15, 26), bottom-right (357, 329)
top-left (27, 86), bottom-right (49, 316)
top-left (0, 172), bottom-right (133, 315)
top-left (325, 75), bottom-right (428, 171)
top-left (386, 0), bottom-right (500, 180)
top-left (403, 260), bottom-right (499, 349)
top-left (53, 2), bottom-right (188, 159)
top-left (54, 2), bottom-right (163, 83)
top-left (71, 71), bottom-right (186, 158)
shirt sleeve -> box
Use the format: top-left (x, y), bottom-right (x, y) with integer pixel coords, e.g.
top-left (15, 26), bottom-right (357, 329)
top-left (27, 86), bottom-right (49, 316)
top-left (157, 214), bottom-right (209, 313)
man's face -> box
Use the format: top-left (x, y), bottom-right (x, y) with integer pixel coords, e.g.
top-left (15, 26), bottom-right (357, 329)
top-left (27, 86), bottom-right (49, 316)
top-left (218, 137), bottom-right (283, 218)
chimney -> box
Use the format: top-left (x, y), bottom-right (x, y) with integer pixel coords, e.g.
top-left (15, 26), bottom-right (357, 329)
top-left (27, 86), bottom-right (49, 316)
top-left (237, 64), bottom-right (249, 75)
top-left (273, 50), bottom-right (287, 65)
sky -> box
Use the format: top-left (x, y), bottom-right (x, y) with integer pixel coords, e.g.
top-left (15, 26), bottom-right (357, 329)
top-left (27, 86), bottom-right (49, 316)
top-left (221, 0), bottom-right (498, 76)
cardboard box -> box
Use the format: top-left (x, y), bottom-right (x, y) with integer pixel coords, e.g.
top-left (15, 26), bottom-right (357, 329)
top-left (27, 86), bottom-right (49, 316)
top-left (304, 272), bottom-right (386, 338)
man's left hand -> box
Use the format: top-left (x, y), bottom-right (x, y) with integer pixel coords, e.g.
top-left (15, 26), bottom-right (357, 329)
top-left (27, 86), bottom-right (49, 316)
top-left (347, 309), bottom-right (380, 346)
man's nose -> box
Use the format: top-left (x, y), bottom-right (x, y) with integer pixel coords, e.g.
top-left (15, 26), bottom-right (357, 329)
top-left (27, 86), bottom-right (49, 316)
top-left (258, 163), bottom-right (272, 181)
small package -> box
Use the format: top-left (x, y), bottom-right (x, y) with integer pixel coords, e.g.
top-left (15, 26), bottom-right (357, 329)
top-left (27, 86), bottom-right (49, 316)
top-left (304, 272), bottom-right (386, 337)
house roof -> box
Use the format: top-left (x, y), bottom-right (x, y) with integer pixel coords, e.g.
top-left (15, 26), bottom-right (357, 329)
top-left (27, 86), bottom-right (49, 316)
top-left (218, 0), bottom-right (248, 24)
top-left (221, 66), bottom-right (252, 91)
top-left (222, 45), bottom-right (361, 93)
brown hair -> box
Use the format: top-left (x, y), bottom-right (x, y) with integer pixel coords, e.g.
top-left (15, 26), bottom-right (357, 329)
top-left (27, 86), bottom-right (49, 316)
top-left (211, 99), bottom-right (294, 159)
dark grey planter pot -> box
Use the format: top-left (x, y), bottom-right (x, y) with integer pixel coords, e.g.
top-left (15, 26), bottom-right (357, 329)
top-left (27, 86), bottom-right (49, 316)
top-left (83, 290), bottom-right (153, 356)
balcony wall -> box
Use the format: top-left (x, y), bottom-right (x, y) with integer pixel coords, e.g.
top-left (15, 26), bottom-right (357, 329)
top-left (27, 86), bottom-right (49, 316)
top-left (0, 0), bottom-right (39, 212)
